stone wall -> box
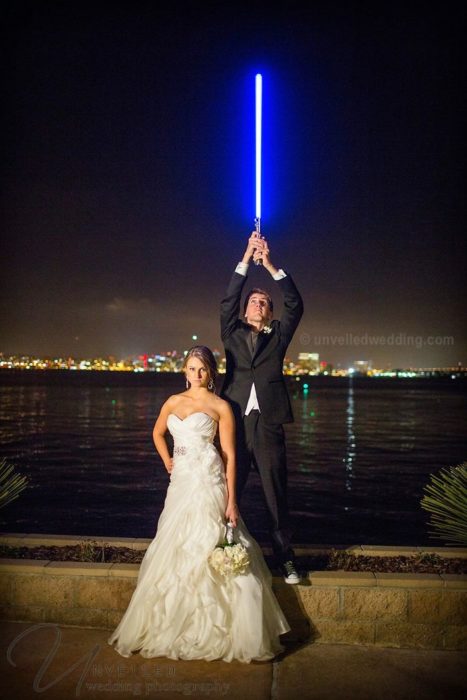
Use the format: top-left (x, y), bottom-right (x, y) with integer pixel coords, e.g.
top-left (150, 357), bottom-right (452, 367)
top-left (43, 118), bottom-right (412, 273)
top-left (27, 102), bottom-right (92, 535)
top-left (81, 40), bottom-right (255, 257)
top-left (1, 559), bottom-right (466, 650)
top-left (275, 570), bottom-right (467, 650)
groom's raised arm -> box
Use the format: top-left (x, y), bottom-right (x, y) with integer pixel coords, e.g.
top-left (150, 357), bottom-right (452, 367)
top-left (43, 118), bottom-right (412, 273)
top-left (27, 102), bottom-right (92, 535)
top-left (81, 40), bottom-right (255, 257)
top-left (276, 274), bottom-right (304, 348)
top-left (220, 271), bottom-right (247, 341)
top-left (220, 232), bottom-right (259, 341)
top-left (257, 237), bottom-right (304, 347)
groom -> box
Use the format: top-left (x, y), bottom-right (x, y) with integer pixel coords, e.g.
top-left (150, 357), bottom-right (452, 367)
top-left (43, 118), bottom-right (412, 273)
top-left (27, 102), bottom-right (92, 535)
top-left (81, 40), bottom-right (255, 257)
top-left (220, 231), bottom-right (304, 583)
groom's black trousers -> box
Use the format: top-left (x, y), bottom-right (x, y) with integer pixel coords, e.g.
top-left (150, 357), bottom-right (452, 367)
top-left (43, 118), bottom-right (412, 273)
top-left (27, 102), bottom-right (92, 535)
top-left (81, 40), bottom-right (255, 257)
top-left (235, 409), bottom-right (293, 564)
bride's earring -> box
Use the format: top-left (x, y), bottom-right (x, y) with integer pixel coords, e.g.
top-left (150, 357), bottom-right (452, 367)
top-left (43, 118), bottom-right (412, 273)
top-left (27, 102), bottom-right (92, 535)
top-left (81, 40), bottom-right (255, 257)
top-left (185, 379), bottom-right (190, 389)
top-left (208, 380), bottom-right (214, 391)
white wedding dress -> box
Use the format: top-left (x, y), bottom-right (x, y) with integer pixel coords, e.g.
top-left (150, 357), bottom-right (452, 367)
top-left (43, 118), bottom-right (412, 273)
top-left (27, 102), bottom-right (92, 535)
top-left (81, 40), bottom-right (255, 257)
top-left (107, 411), bottom-right (290, 663)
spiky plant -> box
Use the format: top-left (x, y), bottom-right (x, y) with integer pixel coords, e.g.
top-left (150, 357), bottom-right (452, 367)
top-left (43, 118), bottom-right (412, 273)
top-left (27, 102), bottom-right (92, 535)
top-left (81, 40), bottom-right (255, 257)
top-left (0, 458), bottom-right (29, 509)
top-left (421, 462), bottom-right (467, 546)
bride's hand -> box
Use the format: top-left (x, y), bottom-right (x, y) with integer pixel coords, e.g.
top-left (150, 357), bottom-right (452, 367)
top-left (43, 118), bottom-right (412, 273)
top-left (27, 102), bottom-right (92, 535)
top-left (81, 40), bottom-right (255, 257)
top-left (165, 458), bottom-right (173, 474)
top-left (225, 502), bottom-right (239, 528)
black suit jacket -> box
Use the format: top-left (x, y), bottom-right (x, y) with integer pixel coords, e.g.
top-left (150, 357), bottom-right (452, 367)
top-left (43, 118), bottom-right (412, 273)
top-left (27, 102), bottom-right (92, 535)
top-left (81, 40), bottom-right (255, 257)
top-left (220, 271), bottom-right (304, 425)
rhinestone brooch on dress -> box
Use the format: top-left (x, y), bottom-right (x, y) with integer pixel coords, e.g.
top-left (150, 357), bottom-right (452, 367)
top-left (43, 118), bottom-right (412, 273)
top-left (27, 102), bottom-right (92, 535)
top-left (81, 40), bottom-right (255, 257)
top-left (174, 446), bottom-right (187, 455)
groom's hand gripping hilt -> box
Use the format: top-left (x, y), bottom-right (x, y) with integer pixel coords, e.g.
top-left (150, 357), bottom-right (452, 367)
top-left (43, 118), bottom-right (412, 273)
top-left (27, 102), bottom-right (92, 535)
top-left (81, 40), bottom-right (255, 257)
top-left (254, 217), bottom-right (262, 266)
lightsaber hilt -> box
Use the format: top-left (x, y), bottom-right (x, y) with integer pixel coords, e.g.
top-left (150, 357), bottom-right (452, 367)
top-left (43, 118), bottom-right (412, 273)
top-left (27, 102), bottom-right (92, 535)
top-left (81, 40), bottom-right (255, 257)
top-left (254, 216), bottom-right (262, 265)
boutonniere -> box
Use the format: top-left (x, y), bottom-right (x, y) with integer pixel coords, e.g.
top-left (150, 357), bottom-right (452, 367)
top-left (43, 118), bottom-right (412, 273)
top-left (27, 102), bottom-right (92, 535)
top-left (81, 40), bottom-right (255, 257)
top-left (262, 325), bottom-right (273, 334)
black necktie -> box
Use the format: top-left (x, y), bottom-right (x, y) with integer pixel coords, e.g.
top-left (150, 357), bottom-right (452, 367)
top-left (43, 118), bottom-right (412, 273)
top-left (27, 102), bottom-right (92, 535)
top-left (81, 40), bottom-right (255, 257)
top-left (249, 331), bottom-right (258, 355)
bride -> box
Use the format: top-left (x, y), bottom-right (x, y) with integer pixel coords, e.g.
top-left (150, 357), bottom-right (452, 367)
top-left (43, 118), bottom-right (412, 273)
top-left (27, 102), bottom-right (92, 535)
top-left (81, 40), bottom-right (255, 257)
top-left (107, 345), bottom-right (290, 662)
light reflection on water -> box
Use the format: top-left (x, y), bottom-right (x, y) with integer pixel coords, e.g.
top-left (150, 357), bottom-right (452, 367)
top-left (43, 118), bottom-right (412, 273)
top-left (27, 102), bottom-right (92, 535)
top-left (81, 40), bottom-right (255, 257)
top-left (0, 376), bottom-right (466, 545)
top-left (344, 379), bottom-right (356, 495)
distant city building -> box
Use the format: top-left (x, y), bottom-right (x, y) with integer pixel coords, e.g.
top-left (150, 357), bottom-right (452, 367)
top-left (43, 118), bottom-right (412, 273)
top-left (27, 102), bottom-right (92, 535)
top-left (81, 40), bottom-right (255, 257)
top-left (353, 360), bottom-right (372, 375)
top-left (297, 352), bottom-right (320, 374)
top-left (0, 352), bottom-right (465, 379)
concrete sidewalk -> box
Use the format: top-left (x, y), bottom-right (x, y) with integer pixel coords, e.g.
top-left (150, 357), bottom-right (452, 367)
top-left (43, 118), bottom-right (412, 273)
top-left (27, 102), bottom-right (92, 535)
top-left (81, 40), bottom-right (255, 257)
top-left (1, 621), bottom-right (466, 700)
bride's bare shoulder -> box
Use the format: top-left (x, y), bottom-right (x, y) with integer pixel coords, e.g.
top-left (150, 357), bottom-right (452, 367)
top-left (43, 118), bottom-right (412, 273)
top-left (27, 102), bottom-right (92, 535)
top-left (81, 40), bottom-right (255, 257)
top-left (210, 395), bottom-right (233, 418)
top-left (163, 393), bottom-right (186, 410)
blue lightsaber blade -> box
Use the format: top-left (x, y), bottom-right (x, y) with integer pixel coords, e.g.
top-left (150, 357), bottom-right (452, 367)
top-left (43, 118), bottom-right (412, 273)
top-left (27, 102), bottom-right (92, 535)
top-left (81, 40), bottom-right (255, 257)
top-left (255, 73), bottom-right (262, 228)
top-left (254, 73), bottom-right (262, 264)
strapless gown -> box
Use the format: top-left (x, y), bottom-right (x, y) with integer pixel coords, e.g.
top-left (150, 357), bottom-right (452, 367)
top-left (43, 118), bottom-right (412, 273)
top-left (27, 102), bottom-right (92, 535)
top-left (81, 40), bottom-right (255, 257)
top-left (107, 412), bottom-right (290, 663)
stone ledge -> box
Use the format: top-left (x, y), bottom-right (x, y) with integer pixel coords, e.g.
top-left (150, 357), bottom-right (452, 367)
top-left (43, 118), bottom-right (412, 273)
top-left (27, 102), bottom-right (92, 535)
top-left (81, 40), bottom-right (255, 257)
top-left (109, 563), bottom-right (140, 577)
top-left (309, 571), bottom-right (377, 587)
top-left (375, 573), bottom-right (444, 588)
top-left (2, 533), bottom-right (466, 558)
top-left (415, 546), bottom-right (467, 559)
top-left (1, 560), bottom-right (466, 590)
top-left (0, 558), bottom-right (51, 574)
top-left (0, 533), bottom-right (152, 550)
top-left (44, 561), bottom-right (114, 576)
top-left (361, 545), bottom-right (418, 556)
top-left (440, 574), bottom-right (467, 588)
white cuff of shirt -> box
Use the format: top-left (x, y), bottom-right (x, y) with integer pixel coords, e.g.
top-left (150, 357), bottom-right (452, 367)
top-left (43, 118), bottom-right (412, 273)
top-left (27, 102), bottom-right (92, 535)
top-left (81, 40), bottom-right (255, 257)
top-left (235, 262), bottom-right (249, 276)
top-left (235, 263), bottom-right (287, 280)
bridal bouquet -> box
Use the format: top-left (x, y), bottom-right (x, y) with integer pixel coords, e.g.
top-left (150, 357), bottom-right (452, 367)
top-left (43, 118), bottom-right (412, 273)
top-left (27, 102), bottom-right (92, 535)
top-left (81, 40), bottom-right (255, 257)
top-left (209, 523), bottom-right (250, 578)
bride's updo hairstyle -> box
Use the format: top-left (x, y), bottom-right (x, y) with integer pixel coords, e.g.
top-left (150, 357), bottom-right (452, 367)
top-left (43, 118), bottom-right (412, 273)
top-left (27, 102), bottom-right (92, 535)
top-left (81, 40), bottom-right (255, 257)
top-left (182, 345), bottom-right (218, 393)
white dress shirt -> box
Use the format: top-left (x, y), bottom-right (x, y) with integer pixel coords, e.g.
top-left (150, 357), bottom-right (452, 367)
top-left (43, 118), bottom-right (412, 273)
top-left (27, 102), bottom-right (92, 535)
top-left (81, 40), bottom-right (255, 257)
top-left (235, 262), bottom-right (287, 280)
top-left (234, 262), bottom-right (287, 415)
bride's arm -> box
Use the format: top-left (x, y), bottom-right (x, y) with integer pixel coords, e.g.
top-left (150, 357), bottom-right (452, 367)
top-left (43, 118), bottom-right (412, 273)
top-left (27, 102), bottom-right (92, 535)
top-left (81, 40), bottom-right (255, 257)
top-left (153, 398), bottom-right (175, 473)
top-left (218, 401), bottom-right (239, 527)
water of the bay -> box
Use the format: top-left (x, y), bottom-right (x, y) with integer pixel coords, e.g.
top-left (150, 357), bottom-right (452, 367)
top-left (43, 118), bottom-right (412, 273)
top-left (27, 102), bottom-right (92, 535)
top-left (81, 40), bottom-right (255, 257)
top-left (1, 372), bottom-right (466, 546)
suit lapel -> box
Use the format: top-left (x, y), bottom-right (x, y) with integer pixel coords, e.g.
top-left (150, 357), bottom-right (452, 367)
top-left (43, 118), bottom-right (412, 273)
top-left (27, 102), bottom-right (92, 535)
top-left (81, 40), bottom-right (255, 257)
top-left (240, 324), bottom-right (254, 361)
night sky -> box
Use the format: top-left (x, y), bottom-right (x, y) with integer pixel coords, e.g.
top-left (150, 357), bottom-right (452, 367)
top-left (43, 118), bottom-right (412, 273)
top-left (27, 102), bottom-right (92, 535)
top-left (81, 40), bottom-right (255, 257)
top-left (2, 1), bottom-right (465, 368)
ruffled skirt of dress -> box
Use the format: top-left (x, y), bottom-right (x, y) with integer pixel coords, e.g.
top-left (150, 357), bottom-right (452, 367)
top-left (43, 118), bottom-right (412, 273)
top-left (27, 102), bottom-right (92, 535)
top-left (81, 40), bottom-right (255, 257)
top-left (107, 441), bottom-right (290, 663)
